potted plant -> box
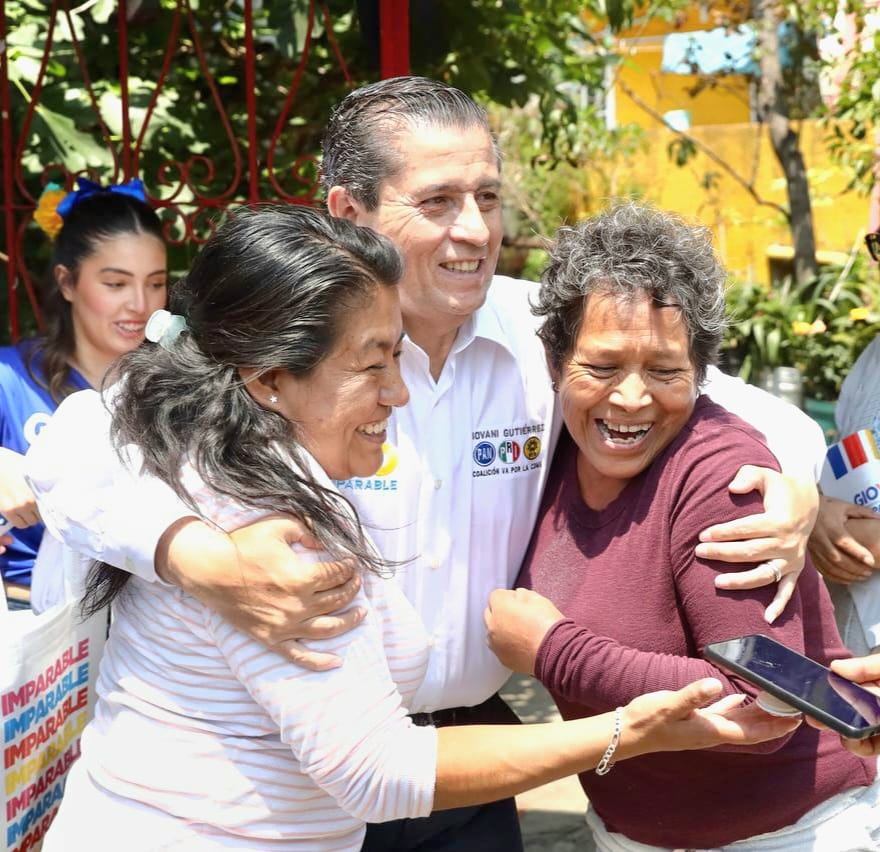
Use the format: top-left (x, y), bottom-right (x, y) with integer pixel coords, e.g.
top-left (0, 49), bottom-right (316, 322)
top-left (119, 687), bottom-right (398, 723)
top-left (722, 256), bottom-right (880, 442)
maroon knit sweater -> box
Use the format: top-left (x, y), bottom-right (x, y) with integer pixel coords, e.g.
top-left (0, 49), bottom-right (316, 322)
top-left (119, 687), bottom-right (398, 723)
top-left (519, 396), bottom-right (874, 848)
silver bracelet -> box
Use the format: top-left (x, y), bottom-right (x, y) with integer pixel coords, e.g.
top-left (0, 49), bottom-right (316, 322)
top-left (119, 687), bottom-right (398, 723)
top-left (596, 707), bottom-right (623, 776)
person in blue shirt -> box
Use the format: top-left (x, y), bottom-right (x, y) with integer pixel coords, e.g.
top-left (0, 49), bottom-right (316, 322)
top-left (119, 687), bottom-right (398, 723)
top-left (0, 180), bottom-right (167, 607)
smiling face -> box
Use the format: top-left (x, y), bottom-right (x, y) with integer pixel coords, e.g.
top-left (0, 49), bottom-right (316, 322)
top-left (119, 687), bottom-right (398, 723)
top-left (58, 232), bottom-right (168, 373)
top-left (348, 122), bottom-right (503, 333)
top-left (271, 285), bottom-right (409, 481)
top-left (557, 291), bottom-right (698, 509)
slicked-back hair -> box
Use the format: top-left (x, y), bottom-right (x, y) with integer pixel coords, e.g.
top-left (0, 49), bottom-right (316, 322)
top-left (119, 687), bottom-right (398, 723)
top-left (83, 205), bottom-right (403, 614)
top-left (534, 202), bottom-right (728, 385)
top-left (321, 76), bottom-right (498, 210)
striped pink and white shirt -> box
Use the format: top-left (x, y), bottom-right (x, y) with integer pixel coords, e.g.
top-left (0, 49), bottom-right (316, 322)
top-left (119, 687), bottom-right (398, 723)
top-left (53, 456), bottom-right (436, 850)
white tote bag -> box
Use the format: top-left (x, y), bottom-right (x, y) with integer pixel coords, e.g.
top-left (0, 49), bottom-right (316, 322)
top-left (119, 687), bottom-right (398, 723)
top-left (1, 590), bottom-right (106, 852)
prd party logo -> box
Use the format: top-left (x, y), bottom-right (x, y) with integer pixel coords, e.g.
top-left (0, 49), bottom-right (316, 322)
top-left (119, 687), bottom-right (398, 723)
top-left (523, 436), bottom-right (542, 461)
top-left (473, 441), bottom-right (496, 466)
top-left (376, 442), bottom-right (398, 476)
top-left (498, 439), bottom-right (520, 464)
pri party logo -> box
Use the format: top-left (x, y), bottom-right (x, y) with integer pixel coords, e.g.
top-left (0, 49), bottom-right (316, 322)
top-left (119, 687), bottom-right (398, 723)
top-left (498, 440), bottom-right (520, 464)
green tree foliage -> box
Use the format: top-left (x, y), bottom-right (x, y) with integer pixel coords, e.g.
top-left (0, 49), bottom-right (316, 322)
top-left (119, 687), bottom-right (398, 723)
top-left (5, 0), bottom-right (620, 203)
top-left (3, 0), bottom-right (631, 299)
top-left (806, 0), bottom-right (880, 196)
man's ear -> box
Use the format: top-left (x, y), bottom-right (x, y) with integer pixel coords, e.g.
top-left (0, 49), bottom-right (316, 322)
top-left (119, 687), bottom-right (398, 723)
top-left (327, 185), bottom-right (367, 224)
top-left (238, 366), bottom-right (283, 409)
top-left (55, 265), bottom-right (75, 302)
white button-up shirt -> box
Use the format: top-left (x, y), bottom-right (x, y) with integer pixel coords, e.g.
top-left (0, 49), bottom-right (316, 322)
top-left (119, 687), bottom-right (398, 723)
top-left (333, 276), bottom-right (560, 711)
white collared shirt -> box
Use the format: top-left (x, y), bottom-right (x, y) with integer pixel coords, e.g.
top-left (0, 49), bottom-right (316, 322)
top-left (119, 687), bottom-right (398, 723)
top-left (334, 276), bottom-right (561, 711)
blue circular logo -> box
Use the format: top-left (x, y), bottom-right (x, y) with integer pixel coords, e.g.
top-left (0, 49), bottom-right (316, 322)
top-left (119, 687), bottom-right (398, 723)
top-left (473, 441), bottom-right (496, 466)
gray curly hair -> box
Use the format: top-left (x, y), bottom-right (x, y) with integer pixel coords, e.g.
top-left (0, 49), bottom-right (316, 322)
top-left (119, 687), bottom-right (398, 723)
top-left (534, 202), bottom-right (728, 385)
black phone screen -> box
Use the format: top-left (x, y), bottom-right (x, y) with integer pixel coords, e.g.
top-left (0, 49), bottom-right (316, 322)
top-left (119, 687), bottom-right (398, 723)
top-left (703, 634), bottom-right (880, 739)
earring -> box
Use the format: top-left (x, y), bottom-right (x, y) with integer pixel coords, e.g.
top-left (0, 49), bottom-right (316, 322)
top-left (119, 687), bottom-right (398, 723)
top-left (551, 381), bottom-right (558, 393)
top-left (269, 394), bottom-right (278, 404)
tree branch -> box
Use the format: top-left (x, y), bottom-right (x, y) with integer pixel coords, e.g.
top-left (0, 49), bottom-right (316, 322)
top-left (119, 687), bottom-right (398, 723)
top-left (618, 80), bottom-right (789, 219)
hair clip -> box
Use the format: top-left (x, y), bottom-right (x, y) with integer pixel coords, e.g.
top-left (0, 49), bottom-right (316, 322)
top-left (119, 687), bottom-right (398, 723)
top-left (33, 183), bottom-right (68, 240)
top-left (145, 309), bottom-right (188, 350)
top-left (55, 177), bottom-right (149, 219)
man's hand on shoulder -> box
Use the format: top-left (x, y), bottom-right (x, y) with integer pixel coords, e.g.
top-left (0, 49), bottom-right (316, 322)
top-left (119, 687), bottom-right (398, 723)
top-left (696, 465), bottom-right (819, 623)
top-left (156, 515), bottom-right (365, 670)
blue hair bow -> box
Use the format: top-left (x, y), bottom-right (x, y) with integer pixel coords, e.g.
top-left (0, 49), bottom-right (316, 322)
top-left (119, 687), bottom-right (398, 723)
top-left (56, 177), bottom-right (148, 219)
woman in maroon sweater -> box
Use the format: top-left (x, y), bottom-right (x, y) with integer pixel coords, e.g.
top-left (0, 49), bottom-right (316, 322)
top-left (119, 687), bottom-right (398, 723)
top-left (485, 203), bottom-right (879, 851)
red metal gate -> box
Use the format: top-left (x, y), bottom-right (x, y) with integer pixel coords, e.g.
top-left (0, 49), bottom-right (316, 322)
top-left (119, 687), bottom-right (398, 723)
top-left (0, 0), bottom-right (410, 341)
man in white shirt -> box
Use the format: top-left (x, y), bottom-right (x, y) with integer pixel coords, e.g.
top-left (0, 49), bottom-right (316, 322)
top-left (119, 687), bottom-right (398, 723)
top-left (27, 77), bottom-right (822, 851)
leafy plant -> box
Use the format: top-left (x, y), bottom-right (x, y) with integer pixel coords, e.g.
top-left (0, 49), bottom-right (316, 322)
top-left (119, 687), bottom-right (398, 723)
top-left (722, 254), bottom-right (880, 400)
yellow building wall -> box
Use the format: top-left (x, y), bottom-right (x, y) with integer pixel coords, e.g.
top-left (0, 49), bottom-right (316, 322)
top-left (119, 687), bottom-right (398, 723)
top-left (594, 119), bottom-right (870, 285)
top-left (592, 8), bottom-right (870, 284)
top-left (613, 43), bottom-right (752, 127)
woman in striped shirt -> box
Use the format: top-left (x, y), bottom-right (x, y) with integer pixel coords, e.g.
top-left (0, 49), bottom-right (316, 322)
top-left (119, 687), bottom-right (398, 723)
top-left (44, 206), bottom-right (797, 851)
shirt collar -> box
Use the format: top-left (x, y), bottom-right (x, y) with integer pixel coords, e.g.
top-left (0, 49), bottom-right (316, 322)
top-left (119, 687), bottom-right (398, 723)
top-left (401, 283), bottom-right (519, 361)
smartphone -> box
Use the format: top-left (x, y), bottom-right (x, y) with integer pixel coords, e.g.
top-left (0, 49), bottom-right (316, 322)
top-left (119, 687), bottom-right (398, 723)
top-left (703, 634), bottom-right (880, 740)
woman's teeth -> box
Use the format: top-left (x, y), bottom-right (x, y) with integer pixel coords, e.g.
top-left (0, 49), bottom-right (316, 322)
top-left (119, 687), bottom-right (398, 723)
top-left (358, 419), bottom-right (388, 436)
top-left (597, 419), bottom-right (651, 444)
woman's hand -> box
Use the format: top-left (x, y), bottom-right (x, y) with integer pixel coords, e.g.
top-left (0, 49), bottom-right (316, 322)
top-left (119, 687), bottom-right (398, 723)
top-left (484, 588), bottom-right (564, 675)
top-left (825, 657), bottom-right (880, 758)
top-left (696, 465), bottom-right (819, 623)
top-left (0, 447), bottom-right (41, 527)
top-left (619, 678), bottom-right (802, 760)
top-left (808, 496), bottom-right (878, 585)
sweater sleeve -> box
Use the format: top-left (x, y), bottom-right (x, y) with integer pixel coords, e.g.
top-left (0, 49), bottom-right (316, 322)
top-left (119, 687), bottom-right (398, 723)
top-left (536, 422), bottom-right (805, 753)
top-left (206, 586), bottom-right (438, 823)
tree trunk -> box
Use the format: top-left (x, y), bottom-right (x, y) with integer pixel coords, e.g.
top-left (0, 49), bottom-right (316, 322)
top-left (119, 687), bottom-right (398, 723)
top-left (753, 0), bottom-right (819, 285)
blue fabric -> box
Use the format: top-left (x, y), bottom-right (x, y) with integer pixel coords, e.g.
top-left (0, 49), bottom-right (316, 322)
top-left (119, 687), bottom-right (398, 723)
top-left (56, 177), bottom-right (147, 219)
top-left (0, 341), bottom-right (88, 585)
